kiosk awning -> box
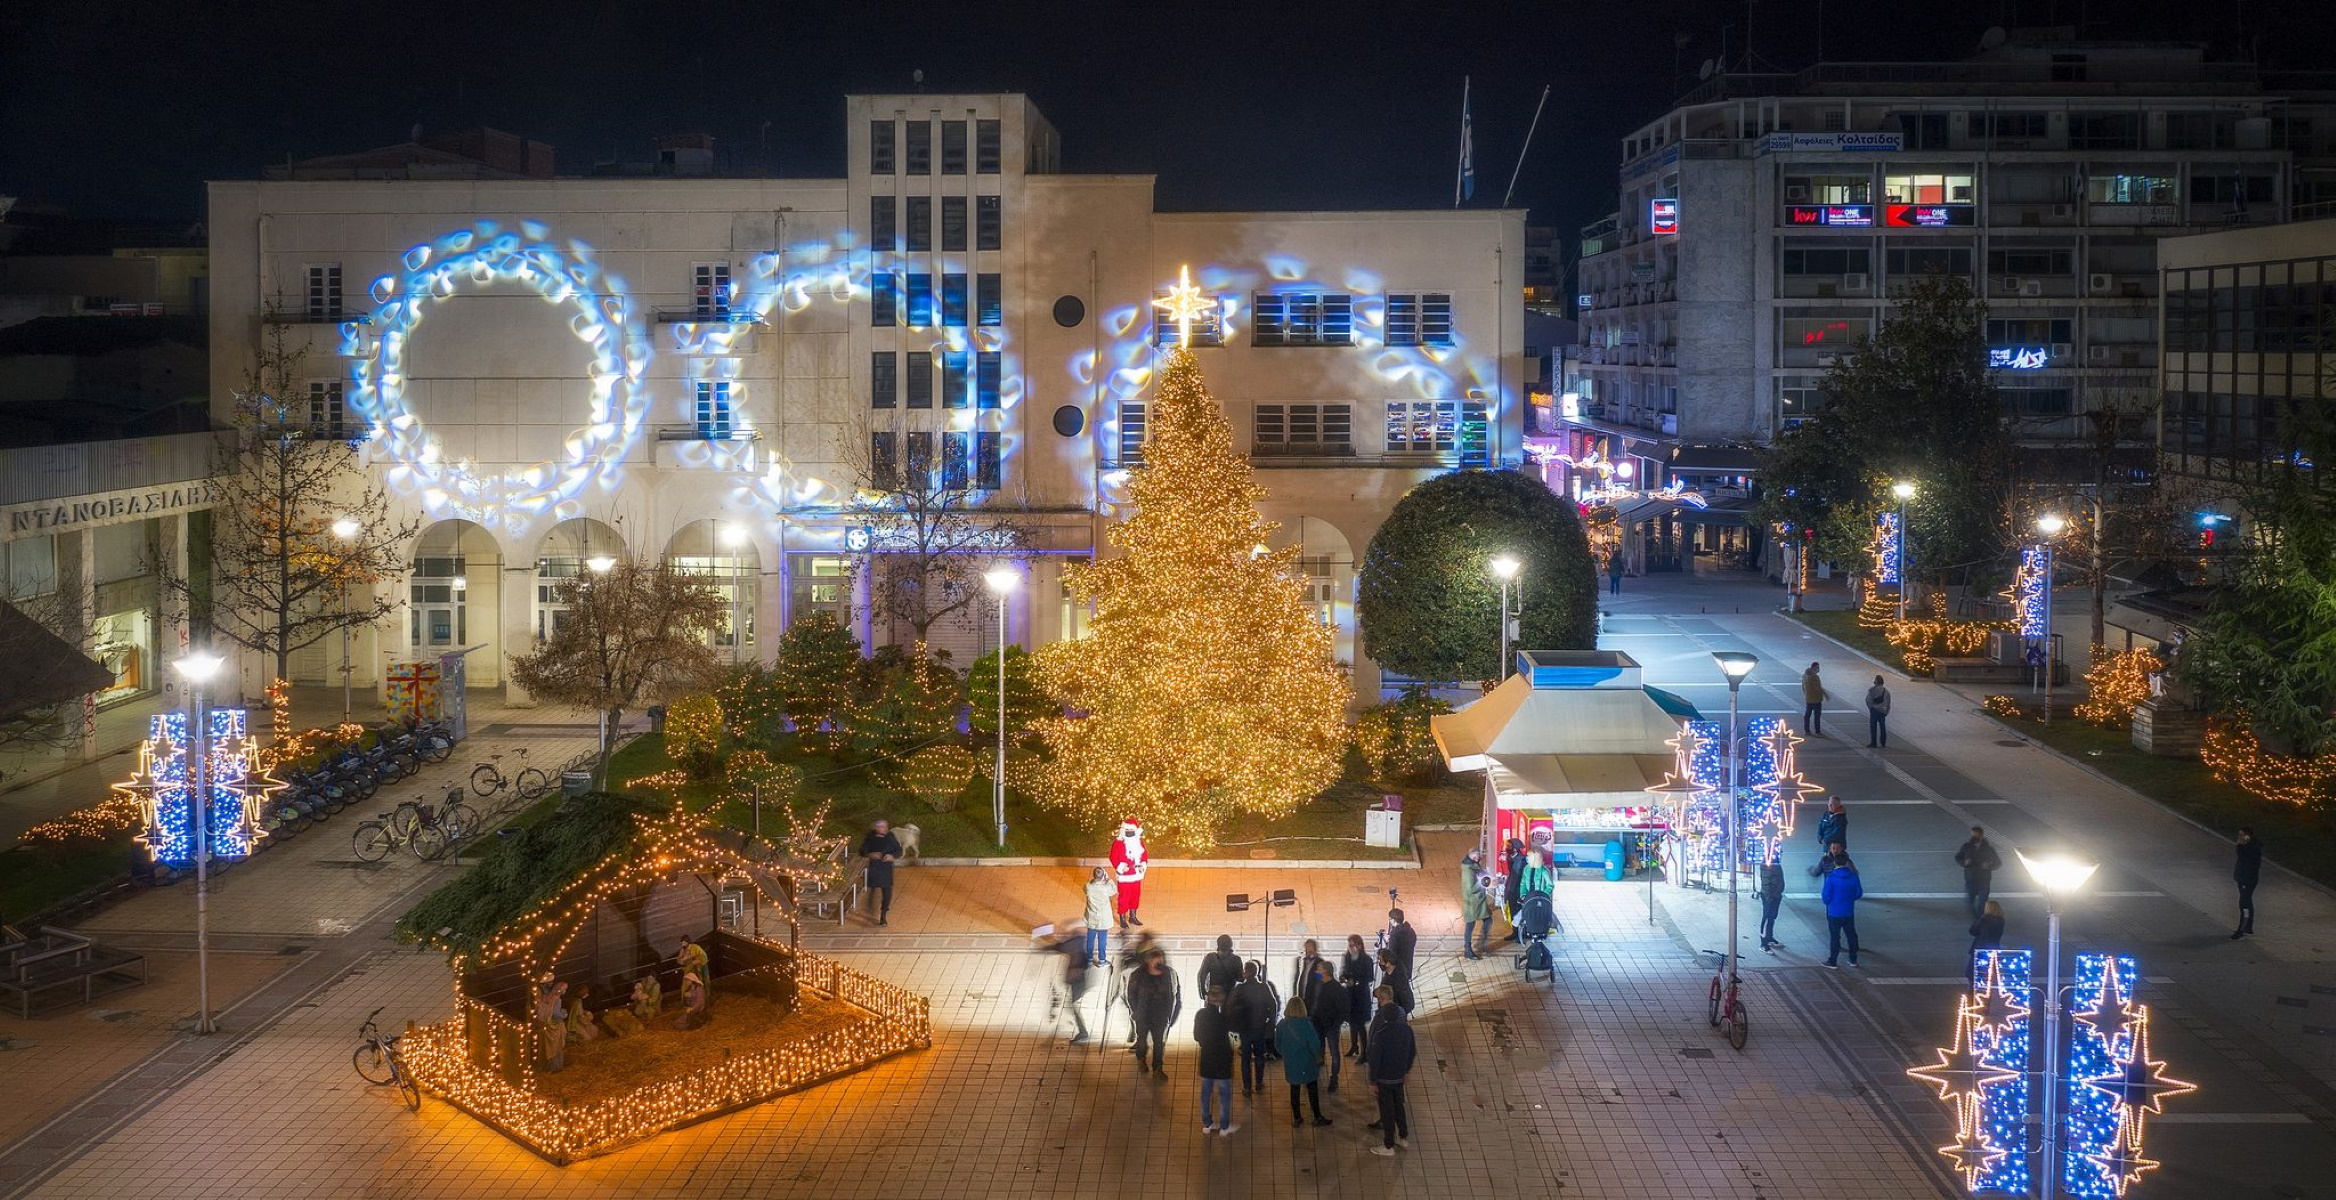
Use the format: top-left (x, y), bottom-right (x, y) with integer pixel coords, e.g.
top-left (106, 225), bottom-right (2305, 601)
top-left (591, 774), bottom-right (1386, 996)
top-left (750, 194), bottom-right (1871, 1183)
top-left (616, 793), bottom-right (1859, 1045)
top-left (1483, 752), bottom-right (1678, 809)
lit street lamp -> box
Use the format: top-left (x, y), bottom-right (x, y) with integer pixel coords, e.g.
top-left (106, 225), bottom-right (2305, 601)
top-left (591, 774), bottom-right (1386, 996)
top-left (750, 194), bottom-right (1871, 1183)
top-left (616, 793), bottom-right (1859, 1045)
top-left (1713, 651), bottom-right (1758, 1006)
top-left (1891, 481), bottom-right (1917, 622)
top-left (330, 516), bottom-right (362, 720)
top-left (172, 650), bottom-right (226, 1035)
top-left (984, 564), bottom-right (1019, 849)
top-left (2035, 514), bottom-right (2066, 724)
top-left (1490, 554), bottom-right (1522, 680)
top-left (584, 553), bottom-right (616, 575)
top-left (2019, 849), bottom-right (2099, 1200)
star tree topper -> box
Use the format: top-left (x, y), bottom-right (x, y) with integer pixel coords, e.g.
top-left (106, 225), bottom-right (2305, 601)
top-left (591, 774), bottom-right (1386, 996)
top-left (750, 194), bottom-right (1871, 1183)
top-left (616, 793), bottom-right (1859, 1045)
top-left (1152, 264), bottom-right (1215, 348)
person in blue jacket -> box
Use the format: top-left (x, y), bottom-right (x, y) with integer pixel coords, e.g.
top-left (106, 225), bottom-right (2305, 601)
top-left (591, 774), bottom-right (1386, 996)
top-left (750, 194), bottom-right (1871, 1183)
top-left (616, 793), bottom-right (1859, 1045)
top-left (1821, 855), bottom-right (1864, 969)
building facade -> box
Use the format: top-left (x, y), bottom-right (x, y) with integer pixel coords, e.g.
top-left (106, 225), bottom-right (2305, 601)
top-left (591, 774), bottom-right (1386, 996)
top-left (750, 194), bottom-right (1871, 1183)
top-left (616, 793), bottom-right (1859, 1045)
top-left (206, 93), bottom-right (1527, 703)
top-left (1559, 32), bottom-right (2336, 507)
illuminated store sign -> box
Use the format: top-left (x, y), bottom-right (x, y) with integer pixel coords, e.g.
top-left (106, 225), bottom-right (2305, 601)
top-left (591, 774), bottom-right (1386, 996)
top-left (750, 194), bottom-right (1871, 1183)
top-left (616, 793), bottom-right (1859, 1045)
top-left (1650, 198), bottom-right (1680, 236)
top-left (1785, 204), bottom-right (1875, 227)
top-left (1886, 204), bottom-right (1976, 228)
top-left (1759, 132), bottom-right (1904, 154)
top-left (1988, 346), bottom-right (2052, 370)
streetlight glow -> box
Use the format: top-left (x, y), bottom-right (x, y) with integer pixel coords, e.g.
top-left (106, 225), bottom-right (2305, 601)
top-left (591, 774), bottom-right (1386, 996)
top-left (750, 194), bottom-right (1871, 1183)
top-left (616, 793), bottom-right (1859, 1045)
top-left (2018, 850), bottom-right (2099, 895)
top-left (1489, 554), bottom-right (1521, 582)
top-left (1713, 650), bottom-right (1758, 682)
top-left (1891, 480), bottom-right (1917, 501)
top-left (174, 651), bottom-right (225, 684)
top-left (717, 523), bottom-right (748, 549)
top-left (585, 554), bottom-right (617, 574)
top-left (2037, 513), bottom-right (2067, 538)
top-left (984, 565), bottom-right (1020, 593)
top-left (330, 516), bottom-right (362, 540)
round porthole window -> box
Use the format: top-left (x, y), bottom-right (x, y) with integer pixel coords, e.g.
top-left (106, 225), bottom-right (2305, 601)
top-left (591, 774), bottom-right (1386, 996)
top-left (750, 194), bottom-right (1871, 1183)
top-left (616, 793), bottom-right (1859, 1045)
top-left (1052, 405), bottom-right (1086, 437)
top-left (1052, 295), bottom-right (1086, 328)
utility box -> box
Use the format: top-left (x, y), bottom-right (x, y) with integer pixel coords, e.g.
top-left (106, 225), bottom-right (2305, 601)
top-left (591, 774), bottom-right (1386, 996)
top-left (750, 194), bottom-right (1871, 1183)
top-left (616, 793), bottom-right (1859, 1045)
top-left (1364, 808), bottom-right (1403, 849)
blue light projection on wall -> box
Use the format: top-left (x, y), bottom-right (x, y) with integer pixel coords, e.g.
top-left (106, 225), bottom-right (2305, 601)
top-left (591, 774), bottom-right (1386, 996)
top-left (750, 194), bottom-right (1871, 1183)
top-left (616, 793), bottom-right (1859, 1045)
top-left (120, 709), bottom-right (272, 866)
top-left (1874, 510), bottom-right (1903, 586)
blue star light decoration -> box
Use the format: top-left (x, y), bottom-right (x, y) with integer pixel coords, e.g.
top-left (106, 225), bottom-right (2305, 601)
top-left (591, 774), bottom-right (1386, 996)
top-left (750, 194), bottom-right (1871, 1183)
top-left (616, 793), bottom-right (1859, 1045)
top-left (122, 709), bottom-right (277, 867)
top-left (1873, 510), bottom-right (1903, 586)
top-left (1934, 949), bottom-right (2034, 1194)
top-left (2011, 545), bottom-right (2050, 639)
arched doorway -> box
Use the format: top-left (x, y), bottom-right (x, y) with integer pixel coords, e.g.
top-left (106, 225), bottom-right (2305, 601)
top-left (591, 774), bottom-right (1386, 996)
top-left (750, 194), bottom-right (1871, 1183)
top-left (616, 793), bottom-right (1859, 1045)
top-left (409, 519), bottom-right (503, 686)
top-left (665, 520), bottom-right (761, 664)
top-left (533, 518), bottom-right (626, 642)
top-left (1264, 516), bottom-right (1356, 667)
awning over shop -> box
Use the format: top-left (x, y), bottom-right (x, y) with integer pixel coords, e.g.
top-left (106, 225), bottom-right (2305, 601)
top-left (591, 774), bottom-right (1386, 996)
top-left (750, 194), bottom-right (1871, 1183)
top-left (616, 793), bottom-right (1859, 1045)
top-left (0, 601), bottom-right (114, 719)
top-left (1481, 751), bottom-right (1678, 809)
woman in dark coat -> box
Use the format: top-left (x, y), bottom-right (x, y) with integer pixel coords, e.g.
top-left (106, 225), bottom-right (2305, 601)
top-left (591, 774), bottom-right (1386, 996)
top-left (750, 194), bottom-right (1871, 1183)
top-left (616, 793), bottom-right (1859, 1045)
top-left (1968, 900), bottom-right (2006, 959)
top-left (1339, 933), bottom-right (1376, 1060)
top-left (1501, 837), bottom-right (1527, 940)
top-left (1377, 948), bottom-right (1414, 1014)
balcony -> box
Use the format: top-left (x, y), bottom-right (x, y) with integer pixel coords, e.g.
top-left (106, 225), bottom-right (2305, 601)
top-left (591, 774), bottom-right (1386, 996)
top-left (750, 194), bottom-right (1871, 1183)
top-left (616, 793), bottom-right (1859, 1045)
top-left (654, 307), bottom-right (765, 325)
top-left (656, 425), bottom-right (763, 443)
top-left (262, 309), bottom-right (362, 325)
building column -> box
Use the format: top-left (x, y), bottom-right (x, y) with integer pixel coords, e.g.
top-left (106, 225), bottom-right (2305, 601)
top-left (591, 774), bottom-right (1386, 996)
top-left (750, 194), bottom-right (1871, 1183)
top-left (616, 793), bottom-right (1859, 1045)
top-left (155, 512), bottom-right (190, 679)
top-left (754, 550), bottom-right (782, 667)
top-left (502, 562), bottom-right (537, 707)
top-left (59, 529), bottom-right (98, 759)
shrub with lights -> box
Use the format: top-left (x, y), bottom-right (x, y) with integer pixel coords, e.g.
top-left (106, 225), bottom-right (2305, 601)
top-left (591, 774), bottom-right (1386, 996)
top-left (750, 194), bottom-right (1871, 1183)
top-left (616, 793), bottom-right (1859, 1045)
top-left (661, 693), bottom-right (726, 777)
top-left (2201, 715), bottom-right (2336, 811)
top-left (2073, 649), bottom-right (2163, 729)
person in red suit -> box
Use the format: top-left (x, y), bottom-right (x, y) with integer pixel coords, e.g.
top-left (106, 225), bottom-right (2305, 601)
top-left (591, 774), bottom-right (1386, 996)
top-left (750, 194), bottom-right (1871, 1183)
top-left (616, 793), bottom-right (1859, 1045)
top-left (1109, 819), bottom-right (1149, 927)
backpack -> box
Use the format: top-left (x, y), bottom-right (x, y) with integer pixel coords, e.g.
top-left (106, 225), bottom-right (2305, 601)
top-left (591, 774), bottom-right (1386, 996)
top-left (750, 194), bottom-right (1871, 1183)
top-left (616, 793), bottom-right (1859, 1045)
top-left (1519, 937), bottom-right (1555, 981)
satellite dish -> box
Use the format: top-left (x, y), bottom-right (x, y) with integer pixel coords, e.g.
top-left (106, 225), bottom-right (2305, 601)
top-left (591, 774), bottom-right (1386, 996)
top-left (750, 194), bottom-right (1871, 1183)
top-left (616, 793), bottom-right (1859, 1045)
top-left (1979, 26), bottom-right (2007, 50)
top-left (1698, 59), bottom-right (1717, 80)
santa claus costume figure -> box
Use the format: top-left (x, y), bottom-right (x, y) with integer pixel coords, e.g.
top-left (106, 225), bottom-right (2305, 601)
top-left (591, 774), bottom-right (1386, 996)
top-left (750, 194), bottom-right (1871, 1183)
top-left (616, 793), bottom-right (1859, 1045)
top-left (1109, 820), bottom-right (1149, 927)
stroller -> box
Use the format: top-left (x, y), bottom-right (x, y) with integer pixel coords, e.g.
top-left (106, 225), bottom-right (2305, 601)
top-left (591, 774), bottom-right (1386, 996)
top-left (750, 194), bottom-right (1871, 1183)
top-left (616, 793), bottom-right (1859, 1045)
top-left (1514, 891), bottom-right (1557, 982)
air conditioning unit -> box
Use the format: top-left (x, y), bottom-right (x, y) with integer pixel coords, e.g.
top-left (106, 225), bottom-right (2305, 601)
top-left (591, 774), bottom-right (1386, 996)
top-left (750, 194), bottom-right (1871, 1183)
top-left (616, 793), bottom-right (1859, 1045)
top-left (2053, 203), bottom-right (2076, 218)
top-left (2051, 342), bottom-right (2074, 361)
top-left (1817, 353), bottom-right (1840, 367)
top-left (1786, 185), bottom-right (1811, 201)
top-left (2088, 344), bottom-right (2113, 363)
top-left (1998, 277), bottom-right (2023, 293)
top-left (1841, 272), bottom-right (1870, 293)
top-left (2020, 280), bottom-right (2045, 297)
top-left (2088, 273), bottom-right (2115, 292)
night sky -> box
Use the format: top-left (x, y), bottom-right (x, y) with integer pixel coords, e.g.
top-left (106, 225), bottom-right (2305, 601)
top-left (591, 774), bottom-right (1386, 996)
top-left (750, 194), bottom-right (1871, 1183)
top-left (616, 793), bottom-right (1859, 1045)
top-left (2, 0), bottom-right (2321, 248)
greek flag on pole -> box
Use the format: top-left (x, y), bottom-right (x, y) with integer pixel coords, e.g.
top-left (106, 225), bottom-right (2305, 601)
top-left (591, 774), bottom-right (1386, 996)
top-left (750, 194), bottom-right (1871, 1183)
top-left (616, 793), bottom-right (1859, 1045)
top-left (1458, 78), bottom-right (1477, 202)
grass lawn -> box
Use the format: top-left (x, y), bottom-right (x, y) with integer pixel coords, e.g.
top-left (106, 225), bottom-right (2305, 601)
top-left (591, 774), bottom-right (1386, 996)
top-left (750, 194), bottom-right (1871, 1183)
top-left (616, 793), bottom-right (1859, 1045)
top-left (603, 734), bottom-right (1477, 861)
top-left (1790, 609), bottom-right (1910, 673)
top-left (0, 836), bottom-right (139, 926)
top-left (1985, 708), bottom-right (2336, 890)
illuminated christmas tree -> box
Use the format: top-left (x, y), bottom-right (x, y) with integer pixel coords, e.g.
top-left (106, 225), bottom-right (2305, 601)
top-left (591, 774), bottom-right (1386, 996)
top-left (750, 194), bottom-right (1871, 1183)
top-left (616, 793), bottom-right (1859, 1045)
top-left (1030, 342), bottom-right (1349, 849)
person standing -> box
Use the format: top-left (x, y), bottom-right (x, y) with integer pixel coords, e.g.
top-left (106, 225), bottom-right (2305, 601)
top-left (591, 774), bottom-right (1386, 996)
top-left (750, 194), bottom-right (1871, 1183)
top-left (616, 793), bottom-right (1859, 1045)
top-left (1385, 909), bottom-right (1418, 985)
top-left (1194, 987), bottom-right (1238, 1136)
top-left (858, 819), bottom-right (903, 926)
top-left (1955, 826), bottom-right (2002, 920)
top-left (1199, 934), bottom-right (1243, 1002)
top-left (1377, 948), bottom-right (1414, 1014)
top-left (1082, 867), bottom-right (1116, 966)
top-left (1127, 949), bottom-right (1177, 1075)
top-left (1365, 987), bottom-right (1417, 1156)
top-left (1500, 837), bottom-right (1527, 941)
top-left (1801, 661), bottom-right (1826, 737)
top-left (1518, 851), bottom-right (1556, 904)
top-left (1821, 854), bottom-right (1864, 969)
top-left (1969, 900), bottom-right (2006, 961)
top-left (1304, 960), bottom-right (1349, 1093)
top-left (1461, 849), bottom-right (1493, 959)
top-left (1045, 929), bottom-right (1094, 1043)
top-left (1815, 797), bottom-right (1848, 854)
top-left (1230, 962), bottom-right (1279, 1097)
top-left (2232, 826), bottom-right (2263, 939)
top-left (1339, 935), bottom-right (1376, 1060)
top-left (1865, 675), bottom-right (1892, 748)
top-left (1276, 997), bottom-right (1332, 1128)
top-left (1289, 938), bottom-right (1327, 998)
top-left (1757, 856), bottom-right (1787, 951)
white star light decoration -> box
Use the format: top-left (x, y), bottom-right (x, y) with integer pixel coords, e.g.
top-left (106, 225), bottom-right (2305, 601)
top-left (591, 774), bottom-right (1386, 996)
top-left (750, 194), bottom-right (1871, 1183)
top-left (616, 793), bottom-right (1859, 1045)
top-left (1152, 264), bottom-right (1216, 348)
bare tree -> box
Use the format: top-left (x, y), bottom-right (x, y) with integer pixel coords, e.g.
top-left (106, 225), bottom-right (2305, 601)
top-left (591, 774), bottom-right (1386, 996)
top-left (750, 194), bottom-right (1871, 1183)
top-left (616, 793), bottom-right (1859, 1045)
top-left (846, 415), bottom-right (1031, 646)
top-left (507, 559), bottom-right (726, 783)
top-left (162, 325), bottom-right (417, 687)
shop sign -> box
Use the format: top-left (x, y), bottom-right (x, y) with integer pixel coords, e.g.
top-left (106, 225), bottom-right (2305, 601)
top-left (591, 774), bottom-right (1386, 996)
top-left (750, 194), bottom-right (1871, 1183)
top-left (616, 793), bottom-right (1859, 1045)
top-left (1785, 204), bottom-right (1874, 227)
top-left (3, 480), bottom-right (222, 538)
top-left (1649, 198), bottom-right (1680, 236)
top-left (1884, 203), bottom-right (1975, 227)
top-left (1758, 132), bottom-right (1904, 154)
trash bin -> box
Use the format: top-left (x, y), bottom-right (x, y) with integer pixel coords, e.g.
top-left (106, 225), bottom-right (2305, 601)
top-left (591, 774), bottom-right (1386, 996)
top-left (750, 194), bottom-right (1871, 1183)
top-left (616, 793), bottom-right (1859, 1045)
top-left (561, 769), bottom-right (593, 798)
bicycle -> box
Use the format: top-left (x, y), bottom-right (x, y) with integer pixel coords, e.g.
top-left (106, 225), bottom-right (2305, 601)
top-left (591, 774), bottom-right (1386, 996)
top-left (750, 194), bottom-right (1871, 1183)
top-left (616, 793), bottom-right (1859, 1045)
top-left (471, 749), bottom-right (550, 807)
top-left (352, 806), bottom-right (449, 862)
top-left (389, 789), bottom-right (479, 844)
top-left (1707, 951), bottom-right (1750, 1050)
top-left (352, 1005), bottom-right (422, 1111)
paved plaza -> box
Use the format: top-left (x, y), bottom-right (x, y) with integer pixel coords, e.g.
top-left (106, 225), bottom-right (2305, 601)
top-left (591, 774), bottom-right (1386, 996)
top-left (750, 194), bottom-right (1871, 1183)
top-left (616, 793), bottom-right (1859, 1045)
top-left (5, 572), bottom-right (2336, 1198)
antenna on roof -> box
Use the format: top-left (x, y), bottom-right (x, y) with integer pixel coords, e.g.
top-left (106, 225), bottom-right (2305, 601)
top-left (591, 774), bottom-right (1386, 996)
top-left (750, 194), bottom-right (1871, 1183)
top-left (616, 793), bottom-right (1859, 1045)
top-left (912, 69), bottom-right (925, 90)
top-left (1699, 59), bottom-right (1717, 81)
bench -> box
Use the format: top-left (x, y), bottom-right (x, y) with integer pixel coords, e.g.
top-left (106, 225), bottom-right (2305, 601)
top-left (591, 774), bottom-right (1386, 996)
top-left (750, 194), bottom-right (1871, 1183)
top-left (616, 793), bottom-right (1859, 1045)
top-left (794, 845), bottom-right (854, 926)
top-left (0, 926), bottom-right (148, 1018)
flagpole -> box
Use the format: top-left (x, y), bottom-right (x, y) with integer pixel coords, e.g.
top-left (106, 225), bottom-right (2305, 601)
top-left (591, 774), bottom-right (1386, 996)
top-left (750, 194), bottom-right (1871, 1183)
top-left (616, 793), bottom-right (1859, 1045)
top-left (1502, 85), bottom-right (1551, 208)
top-left (1454, 75), bottom-right (1470, 209)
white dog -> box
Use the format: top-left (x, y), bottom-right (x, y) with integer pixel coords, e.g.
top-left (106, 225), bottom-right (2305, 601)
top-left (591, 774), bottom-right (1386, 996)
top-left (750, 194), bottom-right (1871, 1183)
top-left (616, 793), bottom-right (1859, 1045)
top-left (893, 823), bottom-right (921, 860)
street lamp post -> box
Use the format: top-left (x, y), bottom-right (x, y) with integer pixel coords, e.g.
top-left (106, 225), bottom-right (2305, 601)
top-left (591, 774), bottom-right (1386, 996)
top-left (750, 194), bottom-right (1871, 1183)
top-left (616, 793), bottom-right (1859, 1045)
top-left (718, 523), bottom-right (748, 666)
top-left (331, 516), bottom-right (362, 720)
top-left (2035, 515), bottom-right (2066, 725)
top-left (1891, 481), bottom-right (1917, 622)
top-left (1490, 555), bottom-right (1521, 680)
top-left (2018, 850), bottom-right (2099, 1200)
top-left (1713, 652), bottom-right (1758, 992)
top-left (984, 565), bottom-right (1019, 849)
top-left (173, 650), bottom-right (226, 1035)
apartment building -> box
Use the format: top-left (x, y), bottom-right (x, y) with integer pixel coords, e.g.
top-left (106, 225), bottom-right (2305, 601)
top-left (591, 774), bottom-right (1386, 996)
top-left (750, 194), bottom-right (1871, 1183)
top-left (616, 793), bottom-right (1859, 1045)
top-left (1557, 30), bottom-right (2336, 510)
top-left (205, 94), bottom-right (1526, 702)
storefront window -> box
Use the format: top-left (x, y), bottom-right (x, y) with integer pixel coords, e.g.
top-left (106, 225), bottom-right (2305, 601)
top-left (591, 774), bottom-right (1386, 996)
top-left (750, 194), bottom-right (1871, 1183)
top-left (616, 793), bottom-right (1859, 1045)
top-left (789, 556), bottom-right (852, 626)
top-left (413, 556), bottom-right (468, 649)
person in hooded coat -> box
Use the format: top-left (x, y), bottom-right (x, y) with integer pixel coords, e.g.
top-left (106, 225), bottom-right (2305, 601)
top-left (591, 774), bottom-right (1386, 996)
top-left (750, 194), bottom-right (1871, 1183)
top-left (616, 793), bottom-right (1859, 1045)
top-left (1276, 996), bottom-right (1332, 1128)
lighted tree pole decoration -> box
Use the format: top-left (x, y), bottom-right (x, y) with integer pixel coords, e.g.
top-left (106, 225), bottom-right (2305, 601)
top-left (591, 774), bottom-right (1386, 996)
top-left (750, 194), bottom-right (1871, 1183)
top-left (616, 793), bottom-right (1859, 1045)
top-left (162, 325), bottom-right (417, 690)
top-left (508, 558), bottom-right (726, 786)
top-left (1029, 271), bottom-right (1349, 849)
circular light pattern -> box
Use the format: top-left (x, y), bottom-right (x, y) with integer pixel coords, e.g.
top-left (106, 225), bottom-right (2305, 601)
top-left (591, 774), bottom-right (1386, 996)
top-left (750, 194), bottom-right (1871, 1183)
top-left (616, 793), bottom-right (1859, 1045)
top-left (346, 220), bottom-right (653, 535)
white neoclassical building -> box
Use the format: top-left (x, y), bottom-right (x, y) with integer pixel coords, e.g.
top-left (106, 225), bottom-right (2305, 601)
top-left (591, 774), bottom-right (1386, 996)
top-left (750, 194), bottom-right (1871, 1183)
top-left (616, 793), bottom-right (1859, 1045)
top-left (205, 94), bottom-right (1527, 704)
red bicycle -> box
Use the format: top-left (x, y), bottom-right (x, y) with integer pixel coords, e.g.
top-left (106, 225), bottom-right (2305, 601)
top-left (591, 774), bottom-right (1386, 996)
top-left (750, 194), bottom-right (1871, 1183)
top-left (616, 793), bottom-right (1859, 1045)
top-left (1707, 957), bottom-right (1750, 1050)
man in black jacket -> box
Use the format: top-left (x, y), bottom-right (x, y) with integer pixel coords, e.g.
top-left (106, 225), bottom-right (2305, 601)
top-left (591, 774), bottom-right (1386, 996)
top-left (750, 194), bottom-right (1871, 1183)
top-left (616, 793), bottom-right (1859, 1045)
top-left (1303, 960), bottom-right (1349, 1092)
top-left (1365, 987), bottom-right (1417, 1156)
top-left (1126, 949), bottom-right (1178, 1075)
top-left (1193, 987), bottom-right (1238, 1136)
top-left (1229, 962), bottom-right (1280, 1096)
top-left (1384, 910), bottom-right (1417, 985)
top-left (2232, 827), bottom-right (2264, 939)
top-left (1198, 934), bottom-right (1243, 1002)
top-left (1954, 826), bottom-right (2003, 921)
top-left (858, 820), bottom-right (903, 926)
